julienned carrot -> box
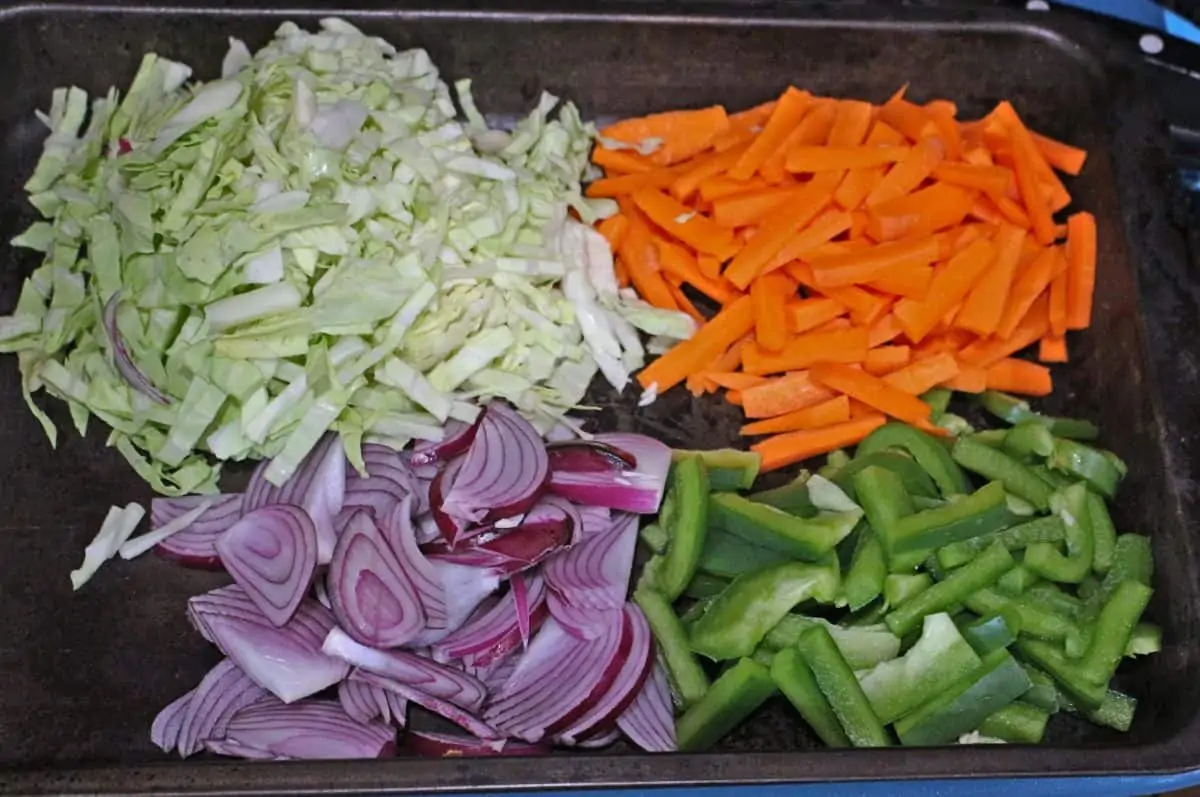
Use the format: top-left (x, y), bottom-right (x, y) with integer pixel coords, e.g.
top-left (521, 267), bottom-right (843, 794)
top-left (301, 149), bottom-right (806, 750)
top-left (986, 358), bottom-right (1053, 396)
top-left (959, 294), bottom-right (1051, 367)
top-left (760, 101), bottom-right (837, 184)
top-left (706, 371), bottom-right (768, 391)
top-left (591, 146), bottom-right (656, 174)
top-left (636, 295), bottom-right (755, 392)
top-left (763, 209), bottom-right (854, 274)
top-left (956, 224), bottom-right (1025, 336)
top-left (1048, 268), bottom-right (1069, 338)
top-left (741, 371), bottom-right (837, 419)
top-left (751, 273), bottom-right (794, 353)
top-left (740, 395), bottom-right (852, 436)
top-left (788, 297), bottom-right (847, 334)
top-left (867, 263), bottom-right (934, 300)
top-left (1031, 130), bottom-right (1088, 176)
top-left (712, 185), bottom-right (799, 227)
top-left (698, 174), bottom-right (771, 202)
top-left (878, 93), bottom-right (930, 142)
top-left (943, 361), bottom-right (987, 393)
top-left (894, 238), bottom-right (996, 343)
top-left (868, 313), bottom-right (904, 347)
top-left (865, 136), bottom-right (944, 207)
top-left (863, 345), bottom-right (913, 376)
top-left (809, 361), bottom-right (933, 426)
top-left (867, 182), bottom-right (973, 241)
top-left (586, 167), bottom-right (681, 198)
top-left (931, 161), bottom-right (1014, 194)
top-left (752, 414), bottom-right (888, 472)
top-left (600, 105), bottom-right (731, 166)
top-left (828, 100), bottom-right (874, 148)
top-left (786, 145), bottom-right (910, 172)
top-left (632, 188), bottom-right (735, 257)
top-left (596, 214), bottom-right (629, 252)
top-left (618, 208), bottom-right (678, 311)
top-left (666, 281), bottom-right (705, 324)
top-left (787, 262), bottom-right (891, 325)
top-left (654, 235), bottom-right (741, 305)
top-left (882, 351), bottom-right (960, 395)
top-left (1039, 334), bottom-right (1068, 363)
top-left (742, 326), bottom-right (870, 376)
top-left (730, 87), bottom-right (812, 181)
top-left (670, 142), bottom-right (752, 201)
top-left (996, 246), bottom-right (1066, 339)
top-left (835, 121), bottom-right (906, 210)
top-left (809, 235), bottom-right (940, 288)
top-left (1065, 211), bottom-right (1097, 330)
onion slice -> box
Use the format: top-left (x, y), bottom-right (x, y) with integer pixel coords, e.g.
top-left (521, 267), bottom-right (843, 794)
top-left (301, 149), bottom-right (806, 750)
top-left (543, 513), bottom-right (639, 611)
top-left (421, 498), bottom-right (574, 575)
top-left (341, 443), bottom-right (423, 526)
top-left (546, 590), bottom-right (620, 641)
top-left (616, 659), bottom-right (677, 752)
top-left (384, 497), bottom-right (447, 628)
top-left (409, 561), bottom-right (501, 646)
top-left (150, 691), bottom-right (192, 753)
top-left (175, 658), bottom-right (270, 757)
top-left (223, 698), bottom-right (396, 759)
top-left (103, 291), bottom-right (170, 404)
top-left (405, 730), bottom-right (550, 758)
top-left (572, 726), bottom-right (622, 749)
top-left (327, 509), bottom-right (426, 648)
top-left (350, 669), bottom-right (500, 740)
top-left (410, 419), bottom-right (479, 468)
top-left (547, 433), bottom-right (671, 514)
top-left (215, 505), bottom-right (318, 627)
top-left (202, 738), bottom-right (286, 760)
top-left (431, 573), bottom-right (547, 668)
top-left (151, 494), bottom-right (242, 569)
top-left (322, 627), bottom-right (487, 712)
top-left (338, 679), bottom-right (401, 726)
top-left (546, 440), bottom-right (637, 472)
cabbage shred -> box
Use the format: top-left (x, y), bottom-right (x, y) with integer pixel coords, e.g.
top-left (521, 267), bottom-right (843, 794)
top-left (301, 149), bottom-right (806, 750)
top-left (0, 19), bottom-right (694, 494)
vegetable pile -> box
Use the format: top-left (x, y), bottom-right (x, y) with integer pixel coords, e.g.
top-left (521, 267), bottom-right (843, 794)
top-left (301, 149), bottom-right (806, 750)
top-left (146, 401), bottom-right (678, 759)
top-left (590, 87), bottom-right (1097, 472)
top-left (0, 19), bottom-right (691, 496)
top-left (635, 391), bottom-right (1157, 749)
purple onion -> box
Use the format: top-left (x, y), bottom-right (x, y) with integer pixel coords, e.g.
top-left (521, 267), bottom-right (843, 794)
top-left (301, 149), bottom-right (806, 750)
top-left (151, 494), bottom-right (242, 569)
top-left (215, 505), bottom-right (318, 627)
top-left (543, 513), bottom-right (639, 611)
top-left (546, 439), bottom-right (637, 472)
top-left (174, 658), bottom-right (269, 757)
top-left (548, 433), bottom-right (671, 514)
top-left (351, 669), bottom-right (500, 740)
top-left (617, 659), bottom-right (677, 752)
top-left (383, 497), bottom-right (447, 628)
top-left (222, 698), bottom-right (396, 759)
top-left (410, 419), bottom-right (479, 468)
top-left (405, 729), bottom-right (550, 758)
top-left (103, 291), bottom-right (170, 404)
top-left (150, 691), bottom-right (192, 753)
top-left (431, 574), bottom-right (548, 668)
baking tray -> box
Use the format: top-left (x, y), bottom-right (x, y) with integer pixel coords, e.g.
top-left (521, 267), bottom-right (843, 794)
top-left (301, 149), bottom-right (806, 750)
top-left (1, 1), bottom-right (1198, 793)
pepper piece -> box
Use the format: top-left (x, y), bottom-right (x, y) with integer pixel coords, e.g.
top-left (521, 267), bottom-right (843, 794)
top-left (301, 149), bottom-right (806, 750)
top-left (748, 474), bottom-right (816, 517)
top-left (676, 658), bottom-right (777, 752)
top-left (960, 612), bottom-right (1020, 656)
top-left (978, 701), bottom-right (1051, 744)
top-left (1024, 482), bottom-right (1094, 584)
top-left (843, 526), bottom-right (888, 610)
top-left (689, 560), bottom-right (840, 660)
top-left (1049, 438), bottom-right (1125, 499)
top-left (639, 523), bottom-right (668, 554)
top-left (1002, 420), bottom-right (1056, 461)
top-left (698, 528), bottom-right (790, 580)
top-left (1020, 664), bottom-right (1061, 713)
top-left (1077, 580), bottom-right (1152, 687)
top-left (771, 646), bottom-right (853, 748)
top-left (936, 515), bottom-right (1065, 569)
top-left (921, 387), bottom-right (953, 419)
top-left (1087, 492), bottom-right (1117, 575)
top-left (886, 541), bottom-right (1015, 637)
top-left (976, 391), bottom-right (1100, 440)
top-left (634, 587), bottom-right (711, 709)
top-left (684, 572), bottom-right (730, 600)
top-left (1126, 622), bottom-right (1162, 657)
top-left (952, 436), bottom-right (1053, 511)
top-left (968, 429), bottom-right (1009, 448)
top-left (673, 448), bottom-right (761, 491)
top-left (796, 625), bottom-right (892, 747)
top-left (964, 588), bottom-right (1076, 642)
top-left (996, 563), bottom-right (1039, 595)
top-left (882, 481), bottom-right (1011, 561)
top-left (1015, 638), bottom-right (1107, 709)
top-left (1057, 687), bottom-right (1137, 732)
top-left (857, 612), bottom-right (983, 723)
top-left (894, 649), bottom-right (1033, 746)
top-left (656, 455), bottom-right (711, 601)
top-left (832, 451), bottom-right (939, 501)
top-left (1083, 534), bottom-right (1153, 619)
top-left (1025, 582), bottom-right (1084, 618)
top-left (763, 616), bottom-right (901, 670)
top-left (884, 572), bottom-right (932, 608)
top-left (857, 422), bottom-right (972, 496)
top-left (710, 492), bottom-right (861, 561)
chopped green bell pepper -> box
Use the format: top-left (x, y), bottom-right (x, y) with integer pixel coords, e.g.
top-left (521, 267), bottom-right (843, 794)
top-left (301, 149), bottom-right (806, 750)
top-left (964, 588), bottom-right (1076, 642)
top-left (884, 572), bottom-right (932, 608)
top-left (1020, 665), bottom-right (1061, 713)
top-left (857, 422), bottom-right (973, 497)
top-left (833, 451), bottom-right (939, 502)
top-left (921, 387), bottom-right (953, 419)
top-left (1049, 438), bottom-right (1124, 499)
top-left (843, 526), bottom-right (888, 611)
top-left (673, 448), bottom-right (760, 491)
top-left (796, 625), bottom-right (892, 747)
top-left (1087, 492), bottom-right (1117, 575)
top-left (1057, 687), bottom-right (1137, 732)
top-left (885, 541), bottom-right (1015, 637)
top-left (762, 615), bottom-right (901, 670)
top-left (697, 528), bottom-right (789, 580)
top-left (676, 657), bottom-right (777, 752)
top-left (996, 563), bottom-right (1039, 596)
top-left (882, 481), bottom-right (1011, 562)
top-left (684, 571), bottom-right (730, 600)
top-left (1024, 482), bottom-right (1094, 584)
top-left (656, 455), bottom-right (711, 601)
top-left (937, 515), bottom-right (1066, 570)
top-left (976, 391), bottom-right (1100, 440)
top-left (960, 612), bottom-right (1020, 656)
top-left (1002, 420), bottom-right (1056, 461)
top-left (679, 593), bottom-right (718, 624)
top-left (634, 587), bottom-right (710, 709)
top-left (1077, 579), bottom-right (1152, 687)
top-left (1126, 622), bottom-right (1162, 657)
top-left (771, 645), bottom-right (852, 748)
top-left (969, 429), bottom-right (1010, 448)
top-left (1025, 582), bottom-right (1084, 618)
top-left (1015, 638), bottom-right (1107, 709)
top-left (709, 492), bottom-right (861, 561)
top-left (689, 560), bottom-right (840, 660)
top-left (952, 436), bottom-right (1053, 511)
top-left (639, 523), bottom-right (668, 554)
top-left (1082, 534), bottom-right (1153, 620)
top-left (748, 473), bottom-right (816, 517)
top-left (978, 701), bottom-right (1051, 744)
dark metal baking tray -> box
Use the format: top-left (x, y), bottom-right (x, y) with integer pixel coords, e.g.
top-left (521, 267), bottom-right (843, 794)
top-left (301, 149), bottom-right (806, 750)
top-left (1, 1), bottom-right (1198, 793)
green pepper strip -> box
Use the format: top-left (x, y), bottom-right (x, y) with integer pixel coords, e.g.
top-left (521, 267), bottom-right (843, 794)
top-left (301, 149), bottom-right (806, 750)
top-left (771, 646), bottom-right (852, 748)
top-left (884, 573), bottom-right (932, 608)
top-left (1025, 582), bottom-right (1084, 618)
top-left (762, 616), bottom-right (901, 670)
top-left (1002, 420), bottom-right (1056, 460)
top-left (698, 528), bottom-right (789, 580)
top-left (1083, 534), bottom-right (1153, 620)
top-left (964, 588), bottom-right (1076, 642)
top-left (748, 474), bottom-right (816, 517)
top-left (843, 526), bottom-right (888, 611)
top-left (673, 448), bottom-right (761, 492)
top-left (1015, 638), bottom-right (1107, 709)
top-left (656, 455), bottom-right (710, 601)
top-left (937, 515), bottom-right (1066, 570)
top-left (996, 563), bottom-right (1039, 596)
top-left (683, 572), bottom-right (729, 600)
top-left (960, 612), bottom-right (1021, 656)
top-left (1078, 580), bottom-right (1153, 687)
top-left (796, 625), bottom-right (892, 747)
top-left (921, 387), bottom-right (953, 418)
top-left (883, 480), bottom-right (1011, 560)
top-left (1049, 439), bottom-right (1124, 499)
top-left (1024, 482), bottom-right (1094, 585)
top-left (1087, 492), bottom-right (1117, 575)
top-left (633, 588), bottom-right (710, 709)
top-left (676, 658), bottom-right (777, 752)
top-left (978, 701), bottom-right (1051, 744)
top-left (639, 523), bottom-right (668, 554)
top-left (976, 391), bottom-right (1100, 440)
top-left (856, 422), bottom-right (973, 497)
top-left (1126, 622), bottom-right (1163, 657)
top-left (709, 492), bottom-right (860, 561)
top-left (1057, 687), bottom-right (1138, 732)
top-left (969, 429), bottom-right (1009, 448)
top-left (886, 541), bottom-right (1015, 637)
top-left (952, 436), bottom-right (1054, 511)
top-left (1020, 664), bottom-right (1061, 713)
top-left (833, 451), bottom-right (939, 502)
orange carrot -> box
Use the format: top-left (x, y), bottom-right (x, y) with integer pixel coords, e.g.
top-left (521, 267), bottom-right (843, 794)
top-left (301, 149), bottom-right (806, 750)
top-left (632, 188), bottom-right (736, 257)
top-left (1065, 211), bottom-right (1097, 330)
top-left (601, 106), bottom-right (730, 166)
top-left (697, 174), bottom-right (771, 202)
top-left (742, 327), bottom-right (870, 376)
top-left (592, 146), bottom-right (656, 174)
top-left (867, 263), bottom-right (934, 300)
top-left (741, 395), bottom-right (852, 436)
top-left (670, 142), bottom-right (752, 201)
top-left (697, 254), bottom-right (723, 281)
top-left (586, 168), bottom-right (682, 198)
top-left (810, 235), bottom-right (940, 288)
top-left (866, 183), bottom-right (973, 241)
top-left (996, 246), bottom-right (1067, 339)
top-left (893, 238), bottom-right (996, 343)
top-left (932, 162), bottom-right (1014, 194)
top-left (868, 312), bottom-right (905, 347)
top-left (597, 214), bottom-right (629, 252)
top-left (741, 371), bottom-right (836, 418)
top-left (997, 112), bottom-right (1057, 245)
top-left (667, 281), bottom-right (706, 324)
top-left (636, 295), bottom-right (755, 392)
top-left (763, 210), bottom-right (854, 274)
top-left (864, 345), bottom-right (913, 376)
top-left (619, 209), bottom-right (678, 311)
top-left (730, 87), bottom-right (813, 180)
top-left (759, 101), bottom-right (837, 184)
top-left (986, 358), bottom-right (1053, 396)
top-left (1031, 130), bottom-right (1088, 175)
top-left (959, 294), bottom-right (1051, 367)
top-left (835, 121), bottom-right (906, 210)
top-left (943, 361), bottom-right (988, 393)
top-left (956, 224), bottom-right (1025, 336)
top-left (751, 273), bottom-right (794, 353)
top-left (706, 371), bottom-right (767, 391)
top-left (752, 414), bottom-right (887, 472)
top-left (865, 137), bottom-right (944, 207)
top-left (654, 236), bottom-right (741, 304)
top-left (712, 185), bottom-right (799, 227)
top-left (878, 93), bottom-right (931, 142)
top-left (787, 262), bottom-right (892, 325)
top-left (968, 194), bottom-right (1008, 227)
top-left (786, 145), bottom-right (910, 172)
top-left (1039, 334), bottom-right (1068, 363)
top-left (828, 100), bottom-right (875, 147)
top-left (788, 297), bottom-right (847, 334)
top-left (882, 352), bottom-right (960, 394)
top-left (1048, 267), bottom-right (1069, 337)
top-left (614, 258), bottom-right (630, 288)
top-left (810, 361), bottom-right (933, 426)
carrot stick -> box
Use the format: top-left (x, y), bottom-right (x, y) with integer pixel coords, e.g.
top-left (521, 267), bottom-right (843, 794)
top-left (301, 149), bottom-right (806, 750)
top-left (592, 146), bottom-right (656, 174)
top-left (752, 414), bottom-right (887, 472)
top-left (931, 162), bottom-right (1014, 194)
top-left (1065, 211), bottom-right (1097, 330)
top-left (985, 358), bottom-right (1053, 396)
top-left (893, 238), bottom-right (996, 343)
top-left (1039, 334), bottom-right (1068, 363)
top-left (763, 210), bottom-right (854, 274)
top-left (810, 235), bottom-right (940, 288)
top-left (867, 263), bottom-right (935, 300)
top-left (835, 121), bottom-right (906, 210)
top-left (654, 237), bottom-right (741, 304)
top-left (786, 145), bottom-right (910, 172)
top-left (866, 183), bottom-right (973, 241)
top-left (710, 338), bottom-right (748, 374)
top-left (956, 224), bottom-right (1026, 336)
top-left (697, 254), bottom-right (723, 281)
top-left (741, 395), bottom-right (852, 436)
top-left (868, 312), bottom-right (905, 347)
top-left (959, 293), bottom-right (1051, 367)
top-left (878, 94), bottom-right (931, 142)
top-left (666, 281), bottom-right (706, 324)
top-left (986, 191), bottom-right (1032, 229)
top-left (586, 168), bottom-right (681, 198)
top-left (863, 345), bottom-right (913, 376)
top-left (724, 172), bottom-right (840, 289)
top-left (968, 194), bottom-right (1008, 227)
top-left (597, 214), bottom-right (629, 252)
top-left (730, 87), bottom-right (813, 180)
top-left (788, 297), bottom-right (847, 334)
top-left (751, 273), bottom-right (794, 353)
top-left (712, 185), bottom-right (798, 227)
top-left (601, 106), bottom-right (731, 166)
top-left (632, 188), bottom-right (736, 257)
top-left (787, 262), bottom-right (891, 325)
top-left (741, 371), bottom-right (836, 418)
top-left (882, 351), bottom-right (960, 394)
top-left (636, 295), bottom-right (755, 392)
top-left (1030, 130), bottom-right (1088, 176)
top-left (996, 113), bottom-right (1057, 245)
top-left (669, 142), bottom-right (752, 201)
top-left (698, 174), bottom-right (771, 202)
top-left (996, 246), bottom-right (1067, 339)
top-left (943, 361), bottom-right (988, 393)
top-left (828, 100), bottom-right (874, 147)
top-left (990, 102), bottom-right (1072, 211)
top-left (742, 327), bottom-right (870, 376)
top-left (619, 210), bottom-right (678, 311)
top-left (1048, 267), bottom-right (1069, 337)
top-left (759, 101), bottom-right (837, 184)
top-left (924, 109), bottom-right (963, 162)
top-left (706, 371), bottom-right (767, 391)
top-left (865, 137), bottom-right (944, 207)
top-left (809, 361), bottom-right (933, 426)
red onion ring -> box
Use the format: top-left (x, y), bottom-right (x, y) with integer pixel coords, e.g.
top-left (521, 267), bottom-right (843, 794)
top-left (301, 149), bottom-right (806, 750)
top-left (410, 418), bottom-right (479, 468)
top-left (151, 494), bottom-right (242, 569)
top-left (175, 658), bottom-right (270, 758)
top-left (350, 669), bottom-right (500, 740)
top-left (543, 513), bottom-right (639, 611)
top-left (430, 574), bottom-right (547, 668)
top-left (616, 658), bottom-right (676, 752)
top-left (223, 698), bottom-right (396, 759)
top-left (150, 691), bottom-right (192, 753)
top-left (422, 499), bottom-right (574, 575)
top-left (547, 433), bottom-right (671, 514)
top-left (384, 497), bottom-right (447, 628)
top-left (215, 505), bottom-right (318, 627)
top-left (546, 440), bottom-right (637, 472)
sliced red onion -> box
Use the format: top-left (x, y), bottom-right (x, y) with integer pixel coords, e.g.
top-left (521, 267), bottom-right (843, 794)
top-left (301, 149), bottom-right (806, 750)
top-left (313, 576), bottom-right (331, 610)
top-left (103, 291), bottom-right (170, 404)
top-left (222, 698), bottom-right (396, 759)
top-left (431, 574), bottom-right (547, 668)
top-left (480, 649), bottom-right (520, 693)
top-left (410, 419), bottom-right (478, 468)
top-left (547, 440), bottom-right (637, 472)
top-left (483, 614), bottom-right (629, 742)
top-left (322, 627), bottom-right (487, 712)
top-left (215, 505), bottom-right (317, 627)
top-left (414, 512), bottom-right (441, 545)
top-left (422, 499), bottom-right (574, 576)
top-left (543, 513), bottom-right (639, 611)
top-left (557, 604), bottom-right (654, 745)
top-left (203, 738), bottom-right (286, 760)
top-left (617, 659), bottom-right (676, 752)
top-left (547, 590), bottom-right (621, 641)
top-left (512, 575), bottom-right (532, 650)
top-left (341, 443), bottom-right (423, 527)
top-left (384, 497), bottom-right (447, 628)
top-left (350, 669), bottom-right (500, 740)
top-left (187, 585), bottom-right (348, 703)
top-left (151, 494), bottom-right (242, 569)
top-left (571, 726), bottom-right (622, 749)
top-left (175, 658), bottom-right (270, 758)
top-left (150, 691), bottom-right (192, 753)
top-left (577, 505), bottom-right (613, 538)
top-left (440, 402), bottom-right (549, 539)
top-left (405, 730), bottom-right (550, 758)
top-left (385, 691), bottom-right (408, 727)
top-left (327, 509), bottom-right (426, 648)
top-left (429, 457), bottom-right (468, 544)
top-left (548, 433), bottom-right (671, 514)
top-left (338, 679), bottom-right (393, 725)
top-left (409, 561), bottom-right (501, 647)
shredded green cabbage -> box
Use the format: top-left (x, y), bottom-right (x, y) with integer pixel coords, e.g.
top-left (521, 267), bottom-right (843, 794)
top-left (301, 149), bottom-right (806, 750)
top-left (0, 18), bottom-right (694, 493)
